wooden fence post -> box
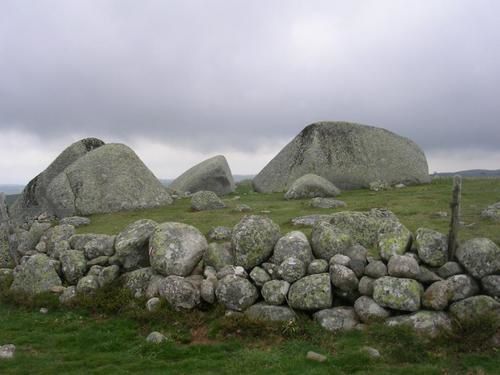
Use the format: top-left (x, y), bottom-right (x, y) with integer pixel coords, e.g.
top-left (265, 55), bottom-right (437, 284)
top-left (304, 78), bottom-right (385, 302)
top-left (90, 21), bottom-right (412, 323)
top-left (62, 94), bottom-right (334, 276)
top-left (447, 175), bottom-right (462, 261)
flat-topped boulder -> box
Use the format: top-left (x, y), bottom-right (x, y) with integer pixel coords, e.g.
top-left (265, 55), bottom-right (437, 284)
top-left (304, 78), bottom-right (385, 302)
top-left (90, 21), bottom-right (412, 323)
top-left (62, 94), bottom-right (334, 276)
top-left (253, 122), bottom-right (430, 192)
top-left (170, 155), bottom-right (235, 195)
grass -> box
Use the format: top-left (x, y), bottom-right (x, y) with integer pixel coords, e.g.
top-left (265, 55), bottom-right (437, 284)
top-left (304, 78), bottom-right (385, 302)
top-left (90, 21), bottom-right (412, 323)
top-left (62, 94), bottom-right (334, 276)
top-left (78, 178), bottom-right (500, 246)
top-left (1, 178), bottom-right (500, 373)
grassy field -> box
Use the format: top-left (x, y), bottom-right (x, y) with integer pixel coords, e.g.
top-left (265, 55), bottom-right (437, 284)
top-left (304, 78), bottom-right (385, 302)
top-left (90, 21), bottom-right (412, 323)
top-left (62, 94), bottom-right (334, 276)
top-left (1, 178), bottom-right (499, 374)
top-left (78, 178), bottom-right (500, 246)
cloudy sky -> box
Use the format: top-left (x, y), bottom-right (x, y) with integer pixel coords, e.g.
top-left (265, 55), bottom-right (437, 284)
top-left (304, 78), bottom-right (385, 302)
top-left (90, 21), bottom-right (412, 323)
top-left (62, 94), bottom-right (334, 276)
top-left (1, 0), bottom-right (499, 184)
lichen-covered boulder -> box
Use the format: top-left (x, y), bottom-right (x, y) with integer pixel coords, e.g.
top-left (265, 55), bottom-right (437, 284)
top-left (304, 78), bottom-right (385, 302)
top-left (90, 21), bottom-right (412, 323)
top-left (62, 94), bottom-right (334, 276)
top-left (232, 215), bottom-right (280, 270)
top-left (307, 259), bottom-right (329, 275)
top-left (416, 266), bottom-right (442, 284)
top-left (358, 276), bottom-right (375, 296)
top-left (284, 174), bottom-right (341, 200)
top-left (291, 214), bottom-right (333, 227)
top-left (387, 255), bottom-right (420, 279)
top-left (354, 296), bottom-right (390, 323)
top-left (310, 197), bottom-right (346, 209)
top-left (261, 280), bottom-right (290, 305)
top-left (15, 221), bottom-right (51, 256)
top-left (169, 155), bottom-right (235, 196)
top-left (44, 143), bottom-right (173, 217)
top-left (9, 138), bottom-right (105, 220)
top-left (215, 275), bottom-right (259, 311)
top-left (83, 235), bottom-right (115, 260)
top-left (422, 280), bottom-right (452, 310)
top-left (448, 274), bottom-right (479, 302)
top-left (149, 222), bottom-right (207, 276)
top-left (121, 267), bottom-right (154, 298)
top-left (377, 224), bottom-right (412, 261)
top-left (288, 273), bottom-right (332, 311)
top-left (456, 238), bottom-right (500, 279)
top-left (45, 224), bottom-right (75, 259)
top-left (60, 216), bottom-right (91, 227)
top-left (59, 286), bottom-right (77, 304)
top-left (311, 221), bottom-right (352, 260)
top-left (449, 296), bottom-right (500, 326)
top-left (330, 264), bottom-right (359, 292)
top-left (207, 226), bottom-right (232, 241)
top-left (114, 219), bottom-right (157, 271)
top-left (328, 209), bottom-right (411, 260)
top-left (253, 122), bottom-right (430, 193)
top-left (76, 275), bottom-right (99, 294)
top-left (191, 191), bottom-right (226, 211)
top-left (437, 262), bottom-right (463, 279)
top-left (200, 279), bottom-right (216, 304)
top-left (158, 275), bottom-right (201, 310)
top-left (97, 265), bottom-right (120, 287)
top-left (245, 303), bottom-right (296, 322)
top-left (273, 231), bottom-right (313, 265)
top-left (249, 266), bottom-right (271, 287)
top-left (373, 276), bottom-right (423, 312)
top-left (203, 242), bottom-right (235, 271)
top-left (482, 275), bottom-right (500, 298)
top-left (415, 228), bottom-right (448, 267)
top-left (385, 311), bottom-right (452, 338)
top-left (278, 257), bottom-right (306, 283)
top-left (10, 254), bottom-right (62, 295)
top-left (480, 202), bottom-right (500, 222)
top-left (364, 260), bottom-right (387, 279)
top-left (59, 250), bottom-right (87, 285)
top-left (216, 265), bottom-right (248, 280)
top-left (313, 307), bottom-right (359, 332)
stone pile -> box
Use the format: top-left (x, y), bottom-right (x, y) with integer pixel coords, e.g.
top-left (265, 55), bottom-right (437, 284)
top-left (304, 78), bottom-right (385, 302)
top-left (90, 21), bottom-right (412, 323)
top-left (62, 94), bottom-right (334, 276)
top-left (1, 210), bottom-right (499, 338)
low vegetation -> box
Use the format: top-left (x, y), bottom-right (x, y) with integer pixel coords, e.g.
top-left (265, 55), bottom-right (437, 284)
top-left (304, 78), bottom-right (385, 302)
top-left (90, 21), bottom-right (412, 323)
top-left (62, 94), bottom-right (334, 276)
top-left (1, 178), bottom-right (499, 374)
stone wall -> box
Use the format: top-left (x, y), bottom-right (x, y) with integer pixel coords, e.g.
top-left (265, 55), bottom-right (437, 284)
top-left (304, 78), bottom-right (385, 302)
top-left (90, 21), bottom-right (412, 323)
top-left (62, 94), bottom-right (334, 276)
top-left (1, 210), bottom-right (499, 338)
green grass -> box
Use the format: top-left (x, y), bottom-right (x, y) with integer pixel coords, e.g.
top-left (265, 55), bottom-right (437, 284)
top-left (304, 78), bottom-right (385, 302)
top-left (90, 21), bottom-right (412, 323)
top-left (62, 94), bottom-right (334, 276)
top-left (79, 178), bottom-right (500, 246)
top-left (1, 297), bottom-right (499, 374)
top-left (1, 178), bottom-right (500, 373)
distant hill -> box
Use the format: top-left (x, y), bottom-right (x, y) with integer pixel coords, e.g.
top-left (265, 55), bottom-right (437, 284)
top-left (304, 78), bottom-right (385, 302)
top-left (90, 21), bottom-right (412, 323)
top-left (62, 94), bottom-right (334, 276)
top-left (0, 184), bottom-right (24, 195)
top-left (432, 169), bottom-right (500, 178)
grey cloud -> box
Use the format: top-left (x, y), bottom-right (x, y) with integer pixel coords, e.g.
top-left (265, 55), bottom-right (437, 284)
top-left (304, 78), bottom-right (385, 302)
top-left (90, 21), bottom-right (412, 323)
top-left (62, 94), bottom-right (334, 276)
top-left (1, 0), bottom-right (500, 154)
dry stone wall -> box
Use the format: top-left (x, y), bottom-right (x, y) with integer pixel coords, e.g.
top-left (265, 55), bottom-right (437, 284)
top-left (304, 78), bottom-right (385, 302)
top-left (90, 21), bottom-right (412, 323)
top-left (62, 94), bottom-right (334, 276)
top-left (1, 210), bottom-right (499, 338)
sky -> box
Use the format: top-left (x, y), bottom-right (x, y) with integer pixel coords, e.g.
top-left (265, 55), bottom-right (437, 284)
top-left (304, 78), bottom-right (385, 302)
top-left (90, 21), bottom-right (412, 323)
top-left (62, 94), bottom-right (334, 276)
top-left (1, 0), bottom-right (499, 184)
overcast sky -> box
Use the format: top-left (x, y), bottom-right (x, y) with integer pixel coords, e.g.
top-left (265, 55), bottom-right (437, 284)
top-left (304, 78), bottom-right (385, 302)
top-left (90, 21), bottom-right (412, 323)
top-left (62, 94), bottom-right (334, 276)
top-left (1, 0), bottom-right (499, 184)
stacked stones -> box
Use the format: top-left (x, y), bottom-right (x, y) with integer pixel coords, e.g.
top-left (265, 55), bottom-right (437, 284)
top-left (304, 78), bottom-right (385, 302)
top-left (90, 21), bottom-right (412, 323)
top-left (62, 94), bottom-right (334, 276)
top-left (1, 210), bottom-right (499, 338)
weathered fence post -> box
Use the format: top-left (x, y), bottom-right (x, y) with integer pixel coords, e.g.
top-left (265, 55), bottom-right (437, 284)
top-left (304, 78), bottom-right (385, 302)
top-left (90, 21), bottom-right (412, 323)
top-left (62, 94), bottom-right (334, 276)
top-left (447, 175), bottom-right (462, 261)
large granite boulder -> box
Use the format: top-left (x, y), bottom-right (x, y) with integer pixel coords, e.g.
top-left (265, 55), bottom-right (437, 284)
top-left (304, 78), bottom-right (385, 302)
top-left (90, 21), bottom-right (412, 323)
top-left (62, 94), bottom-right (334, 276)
top-left (311, 221), bottom-right (352, 260)
top-left (232, 215), bottom-right (280, 270)
top-left (284, 174), bottom-right (340, 199)
top-left (10, 254), bottom-right (62, 295)
top-left (9, 138), bottom-right (105, 220)
top-left (456, 238), bottom-right (500, 279)
top-left (253, 122), bottom-right (430, 192)
top-left (114, 219), bottom-right (158, 271)
top-left (149, 222), bottom-right (207, 276)
top-left (449, 295), bottom-right (500, 325)
top-left (169, 155), bottom-right (235, 195)
top-left (46, 143), bottom-right (172, 216)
